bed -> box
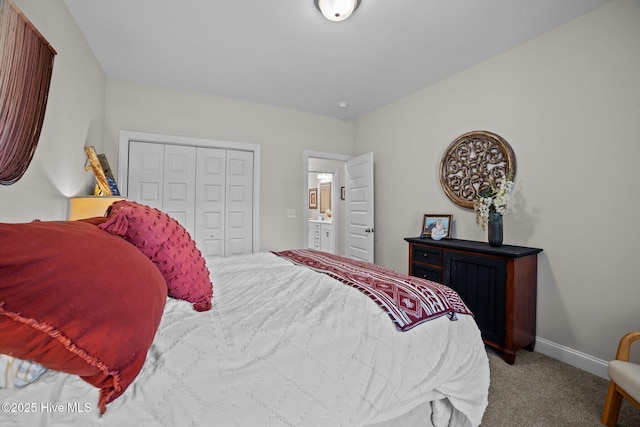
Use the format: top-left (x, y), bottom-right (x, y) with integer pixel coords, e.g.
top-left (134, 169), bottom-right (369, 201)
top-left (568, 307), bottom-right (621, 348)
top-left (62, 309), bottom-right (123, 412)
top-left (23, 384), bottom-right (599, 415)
top-left (0, 201), bottom-right (489, 427)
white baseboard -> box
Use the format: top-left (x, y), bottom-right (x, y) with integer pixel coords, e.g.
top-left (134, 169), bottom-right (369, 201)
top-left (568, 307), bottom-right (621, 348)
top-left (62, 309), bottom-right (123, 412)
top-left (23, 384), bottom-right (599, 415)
top-left (534, 337), bottom-right (609, 379)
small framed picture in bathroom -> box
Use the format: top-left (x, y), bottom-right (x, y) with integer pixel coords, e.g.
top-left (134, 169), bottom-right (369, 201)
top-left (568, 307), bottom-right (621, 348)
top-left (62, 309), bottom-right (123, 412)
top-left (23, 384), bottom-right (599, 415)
top-left (309, 188), bottom-right (317, 209)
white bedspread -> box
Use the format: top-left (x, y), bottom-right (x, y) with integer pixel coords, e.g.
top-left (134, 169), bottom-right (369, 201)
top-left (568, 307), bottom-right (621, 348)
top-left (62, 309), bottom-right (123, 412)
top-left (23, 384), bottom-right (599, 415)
top-left (0, 252), bottom-right (489, 426)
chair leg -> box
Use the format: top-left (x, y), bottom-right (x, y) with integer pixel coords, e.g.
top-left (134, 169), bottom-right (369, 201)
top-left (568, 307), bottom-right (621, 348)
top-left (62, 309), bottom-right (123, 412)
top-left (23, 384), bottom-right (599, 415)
top-left (602, 380), bottom-right (624, 426)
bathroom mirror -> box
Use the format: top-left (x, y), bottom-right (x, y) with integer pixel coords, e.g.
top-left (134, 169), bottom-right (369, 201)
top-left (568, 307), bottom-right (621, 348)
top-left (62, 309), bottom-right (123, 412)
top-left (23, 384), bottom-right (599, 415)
top-left (319, 182), bottom-right (331, 213)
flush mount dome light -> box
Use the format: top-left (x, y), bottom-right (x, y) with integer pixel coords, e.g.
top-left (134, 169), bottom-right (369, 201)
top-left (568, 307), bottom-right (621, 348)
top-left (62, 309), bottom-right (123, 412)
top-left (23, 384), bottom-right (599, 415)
top-left (315, 0), bottom-right (361, 22)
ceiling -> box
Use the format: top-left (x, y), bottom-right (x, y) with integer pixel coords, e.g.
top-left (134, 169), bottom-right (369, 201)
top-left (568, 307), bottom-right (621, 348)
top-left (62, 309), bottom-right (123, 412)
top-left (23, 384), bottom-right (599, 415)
top-left (63, 0), bottom-right (611, 121)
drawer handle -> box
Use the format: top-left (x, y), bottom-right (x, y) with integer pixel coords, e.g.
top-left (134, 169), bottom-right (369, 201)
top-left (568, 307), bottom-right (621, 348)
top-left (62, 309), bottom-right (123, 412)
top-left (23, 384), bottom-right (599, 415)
top-left (423, 253), bottom-right (428, 258)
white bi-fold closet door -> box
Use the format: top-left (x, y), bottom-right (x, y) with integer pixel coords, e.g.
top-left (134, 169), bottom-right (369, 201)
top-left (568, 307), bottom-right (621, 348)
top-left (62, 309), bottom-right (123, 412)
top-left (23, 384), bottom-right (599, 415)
top-left (126, 140), bottom-right (253, 263)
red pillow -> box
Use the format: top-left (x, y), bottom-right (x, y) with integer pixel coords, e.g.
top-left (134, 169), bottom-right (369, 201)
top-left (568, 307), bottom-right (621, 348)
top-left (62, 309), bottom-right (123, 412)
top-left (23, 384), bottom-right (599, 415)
top-left (99, 200), bottom-right (213, 311)
top-left (75, 216), bottom-right (109, 226)
top-left (0, 220), bottom-right (167, 414)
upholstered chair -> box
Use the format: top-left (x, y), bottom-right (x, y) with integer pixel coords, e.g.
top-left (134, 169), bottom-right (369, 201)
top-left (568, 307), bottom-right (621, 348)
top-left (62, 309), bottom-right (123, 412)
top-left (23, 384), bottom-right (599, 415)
top-left (601, 331), bottom-right (640, 426)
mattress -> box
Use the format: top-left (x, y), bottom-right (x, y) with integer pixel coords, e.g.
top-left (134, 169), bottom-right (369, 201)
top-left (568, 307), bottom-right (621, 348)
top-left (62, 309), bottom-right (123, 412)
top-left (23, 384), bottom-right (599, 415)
top-left (0, 252), bottom-right (489, 426)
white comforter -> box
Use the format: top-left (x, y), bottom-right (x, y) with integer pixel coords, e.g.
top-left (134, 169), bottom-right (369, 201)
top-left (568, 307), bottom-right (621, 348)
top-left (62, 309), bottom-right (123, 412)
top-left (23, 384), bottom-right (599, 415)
top-left (1, 252), bottom-right (489, 427)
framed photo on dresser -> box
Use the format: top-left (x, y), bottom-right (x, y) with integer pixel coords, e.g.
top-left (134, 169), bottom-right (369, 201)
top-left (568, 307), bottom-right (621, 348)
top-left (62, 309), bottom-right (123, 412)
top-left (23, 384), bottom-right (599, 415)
top-left (422, 214), bottom-right (452, 239)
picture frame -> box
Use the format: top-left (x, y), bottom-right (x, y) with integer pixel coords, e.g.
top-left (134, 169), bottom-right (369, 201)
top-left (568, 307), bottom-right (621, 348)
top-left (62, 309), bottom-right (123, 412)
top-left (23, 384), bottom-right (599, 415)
top-left (309, 188), bottom-right (317, 209)
top-left (421, 214), bottom-right (452, 239)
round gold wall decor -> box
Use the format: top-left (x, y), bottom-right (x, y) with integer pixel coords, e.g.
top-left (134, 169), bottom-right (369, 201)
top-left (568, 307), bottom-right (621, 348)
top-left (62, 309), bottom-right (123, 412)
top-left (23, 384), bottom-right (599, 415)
top-left (439, 130), bottom-right (517, 209)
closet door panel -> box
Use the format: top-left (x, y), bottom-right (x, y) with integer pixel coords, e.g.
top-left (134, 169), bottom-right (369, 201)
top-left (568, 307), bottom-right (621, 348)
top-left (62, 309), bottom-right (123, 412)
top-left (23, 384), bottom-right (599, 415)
top-left (127, 141), bottom-right (164, 209)
top-left (226, 150), bottom-right (253, 256)
top-left (195, 147), bottom-right (226, 264)
top-left (162, 145), bottom-right (196, 237)
top-left (126, 139), bottom-right (254, 260)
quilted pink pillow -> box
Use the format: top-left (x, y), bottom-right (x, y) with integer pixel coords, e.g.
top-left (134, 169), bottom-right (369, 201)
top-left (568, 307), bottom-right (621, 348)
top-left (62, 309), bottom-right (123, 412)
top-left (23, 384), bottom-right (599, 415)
top-left (99, 200), bottom-right (213, 311)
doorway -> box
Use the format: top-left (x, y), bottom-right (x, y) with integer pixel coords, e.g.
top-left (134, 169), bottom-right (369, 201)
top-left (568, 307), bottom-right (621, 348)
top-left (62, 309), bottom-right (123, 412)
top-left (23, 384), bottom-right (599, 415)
top-left (303, 151), bottom-right (350, 255)
top-left (303, 150), bottom-right (375, 262)
top-left (307, 169), bottom-right (337, 253)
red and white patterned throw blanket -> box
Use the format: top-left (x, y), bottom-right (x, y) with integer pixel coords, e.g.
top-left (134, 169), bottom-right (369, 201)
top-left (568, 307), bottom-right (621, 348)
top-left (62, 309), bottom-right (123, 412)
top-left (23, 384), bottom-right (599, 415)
top-left (272, 249), bottom-right (473, 332)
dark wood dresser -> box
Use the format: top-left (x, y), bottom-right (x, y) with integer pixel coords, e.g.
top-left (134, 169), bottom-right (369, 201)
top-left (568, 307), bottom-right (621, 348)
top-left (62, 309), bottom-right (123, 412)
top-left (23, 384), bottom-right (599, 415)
top-left (405, 237), bottom-right (543, 364)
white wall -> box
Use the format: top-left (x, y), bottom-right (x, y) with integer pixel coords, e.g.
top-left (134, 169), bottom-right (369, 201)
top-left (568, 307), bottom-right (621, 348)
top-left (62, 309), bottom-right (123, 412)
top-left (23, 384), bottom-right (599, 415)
top-left (354, 0), bottom-right (640, 369)
top-left (0, 0), bottom-right (105, 222)
top-left (103, 79), bottom-right (354, 252)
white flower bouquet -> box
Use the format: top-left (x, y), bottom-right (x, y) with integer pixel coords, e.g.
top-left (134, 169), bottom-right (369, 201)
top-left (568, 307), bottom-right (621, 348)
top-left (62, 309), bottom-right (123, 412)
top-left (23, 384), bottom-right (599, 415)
top-left (473, 175), bottom-right (514, 230)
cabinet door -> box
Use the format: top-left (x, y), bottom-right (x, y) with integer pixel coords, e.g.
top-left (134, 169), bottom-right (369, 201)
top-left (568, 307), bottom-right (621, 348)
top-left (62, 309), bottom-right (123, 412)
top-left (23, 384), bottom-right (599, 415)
top-left (320, 223), bottom-right (334, 254)
top-left (444, 252), bottom-right (506, 346)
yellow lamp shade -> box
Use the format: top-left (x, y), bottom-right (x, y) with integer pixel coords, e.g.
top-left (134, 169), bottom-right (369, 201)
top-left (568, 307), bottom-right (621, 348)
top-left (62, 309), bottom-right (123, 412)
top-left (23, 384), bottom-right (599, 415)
top-left (67, 196), bottom-right (124, 220)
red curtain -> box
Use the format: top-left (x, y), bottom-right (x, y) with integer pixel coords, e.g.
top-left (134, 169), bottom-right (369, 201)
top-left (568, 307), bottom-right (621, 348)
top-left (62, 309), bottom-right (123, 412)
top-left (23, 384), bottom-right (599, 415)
top-left (0, 0), bottom-right (56, 185)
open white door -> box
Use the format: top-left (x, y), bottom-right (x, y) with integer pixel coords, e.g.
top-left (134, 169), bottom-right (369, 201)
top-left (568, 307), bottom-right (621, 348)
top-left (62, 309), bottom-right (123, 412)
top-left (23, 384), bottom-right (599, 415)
top-left (345, 152), bottom-right (374, 263)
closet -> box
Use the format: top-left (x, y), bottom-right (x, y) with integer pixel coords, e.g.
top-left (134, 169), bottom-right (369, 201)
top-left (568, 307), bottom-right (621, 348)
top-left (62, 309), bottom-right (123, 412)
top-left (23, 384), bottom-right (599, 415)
top-left (124, 139), bottom-right (254, 264)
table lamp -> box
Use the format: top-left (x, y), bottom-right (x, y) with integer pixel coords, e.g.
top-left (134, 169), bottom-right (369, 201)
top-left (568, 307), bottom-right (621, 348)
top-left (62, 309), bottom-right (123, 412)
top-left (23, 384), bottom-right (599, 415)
top-left (67, 196), bottom-right (124, 220)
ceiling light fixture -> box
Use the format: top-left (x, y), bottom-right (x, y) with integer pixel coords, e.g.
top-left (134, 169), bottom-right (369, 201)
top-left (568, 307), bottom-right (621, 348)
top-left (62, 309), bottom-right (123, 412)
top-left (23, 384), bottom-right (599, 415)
top-left (314, 0), bottom-right (361, 22)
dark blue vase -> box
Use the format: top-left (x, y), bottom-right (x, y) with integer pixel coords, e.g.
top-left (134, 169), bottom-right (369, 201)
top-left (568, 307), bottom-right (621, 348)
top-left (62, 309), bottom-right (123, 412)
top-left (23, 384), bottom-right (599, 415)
top-left (488, 211), bottom-right (503, 247)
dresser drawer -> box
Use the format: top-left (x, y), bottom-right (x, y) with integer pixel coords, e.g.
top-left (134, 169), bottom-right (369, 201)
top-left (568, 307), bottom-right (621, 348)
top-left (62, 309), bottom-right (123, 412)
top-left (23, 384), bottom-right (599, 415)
top-left (411, 244), bottom-right (442, 266)
top-left (411, 262), bottom-right (442, 283)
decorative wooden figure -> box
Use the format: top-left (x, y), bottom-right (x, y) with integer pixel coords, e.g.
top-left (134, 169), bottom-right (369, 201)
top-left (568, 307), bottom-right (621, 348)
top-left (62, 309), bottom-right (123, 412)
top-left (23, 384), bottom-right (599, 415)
top-left (84, 146), bottom-right (112, 196)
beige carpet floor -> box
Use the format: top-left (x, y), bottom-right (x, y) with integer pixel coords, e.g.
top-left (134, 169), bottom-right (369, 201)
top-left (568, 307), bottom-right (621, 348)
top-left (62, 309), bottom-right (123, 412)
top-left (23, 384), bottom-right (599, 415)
top-left (482, 348), bottom-right (640, 426)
